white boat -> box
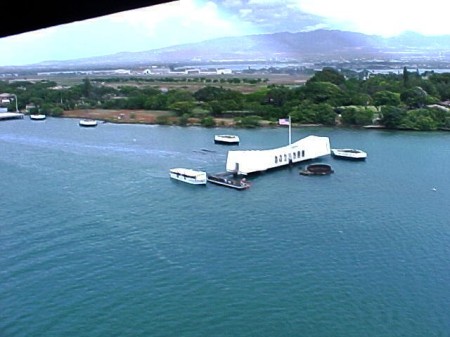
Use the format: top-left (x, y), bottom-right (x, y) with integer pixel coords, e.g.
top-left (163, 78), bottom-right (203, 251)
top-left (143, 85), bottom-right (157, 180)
top-left (331, 148), bottom-right (367, 160)
top-left (30, 114), bottom-right (46, 120)
top-left (169, 168), bottom-right (207, 185)
top-left (214, 134), bottom-right (240, 145)
top-left (79, 119), bottom-right (98, 127)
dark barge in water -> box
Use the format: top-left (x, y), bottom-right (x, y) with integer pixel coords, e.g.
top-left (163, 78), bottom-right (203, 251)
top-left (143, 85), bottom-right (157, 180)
top-left (299, 163), bottom-right (334, 176)
top-left (207, 172), bottom-right (250, 190)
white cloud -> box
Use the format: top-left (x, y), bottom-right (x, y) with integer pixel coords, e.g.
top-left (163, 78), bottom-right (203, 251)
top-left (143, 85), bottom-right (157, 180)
top-left (297, 0), bottom-right (450, 36)
top-left (107, 1), bottom-right (236, 38)
top-left (221, 0), bottom-right (244, 7)
top-left (302, 23), bottom-right (328, 32)
top-left (1, 0), bottom-right (450, 66)
top-left (239, 9), bottom-right (253, 17)
top-left (0, 0), bottom-right (250, 65)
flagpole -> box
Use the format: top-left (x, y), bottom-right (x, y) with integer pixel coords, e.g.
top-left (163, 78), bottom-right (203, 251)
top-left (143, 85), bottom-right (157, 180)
top-left (288, 115), bottom-right (291, 145)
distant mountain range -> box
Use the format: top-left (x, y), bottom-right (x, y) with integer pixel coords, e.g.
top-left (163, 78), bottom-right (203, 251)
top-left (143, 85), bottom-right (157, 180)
top-left (4, 29), bottom-right (450, 71)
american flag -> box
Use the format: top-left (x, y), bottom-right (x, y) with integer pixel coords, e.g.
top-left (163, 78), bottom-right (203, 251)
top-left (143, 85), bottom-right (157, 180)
top-left (278, 118), bottom-right (290, 126)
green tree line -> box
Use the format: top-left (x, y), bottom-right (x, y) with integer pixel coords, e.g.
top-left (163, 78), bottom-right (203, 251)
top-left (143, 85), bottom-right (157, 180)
top-left (1, 67), bottom-right (450, 130)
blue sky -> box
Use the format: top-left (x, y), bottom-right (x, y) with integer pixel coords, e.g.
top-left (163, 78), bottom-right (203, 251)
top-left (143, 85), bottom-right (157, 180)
top-left (1, 0), bottom-right (449, 66)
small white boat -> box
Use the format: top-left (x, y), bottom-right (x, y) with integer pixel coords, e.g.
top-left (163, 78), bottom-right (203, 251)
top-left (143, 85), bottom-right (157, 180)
top-left (214, 134), bottom-right (240, 145)
top-left (30, 114), bottom-right (46, 120)
top-left (79, 119), bottom-right (98, 127)
top-left (169, 168), bottom-right (207, 185)
top-left (331, 148), bottom-right (367, 160)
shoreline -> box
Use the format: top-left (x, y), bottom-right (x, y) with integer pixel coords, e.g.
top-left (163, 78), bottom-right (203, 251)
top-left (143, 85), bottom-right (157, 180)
top-left (62, 109), bottom-right (240, 127)
top-left (60, 109), bottom-right (339, 129)
top-left (58, 109), bottom-right (446, 131)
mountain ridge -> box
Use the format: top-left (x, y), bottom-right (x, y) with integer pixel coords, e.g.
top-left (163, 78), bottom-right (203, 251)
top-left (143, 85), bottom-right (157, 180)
top-left (3, 29), bottom-right (450, 70)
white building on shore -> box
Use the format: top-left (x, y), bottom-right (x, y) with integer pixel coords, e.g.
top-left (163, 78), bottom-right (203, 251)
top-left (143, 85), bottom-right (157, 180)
top-left (142, 66), bottom-right (233, 75)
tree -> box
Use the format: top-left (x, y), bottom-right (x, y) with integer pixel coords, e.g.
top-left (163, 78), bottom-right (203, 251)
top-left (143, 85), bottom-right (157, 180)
top-left (400, 87), bottom-right (428, 108)
top-left (166, 90), bottom-right (195, 106)
top-left (401, 109), bottom-right (438, 130)
top-left (144, 94), bottom-right (168, 110)
top-left (200, 116), bottom-right (216, 127)
top-left (234, 115), bottom-right (261, 128)
top-left (290, 102), bottom-right (317, 124)
top-left (315, 103), bottom-right (337, 125)
top-left (360, 73), bottom-right (403, 95)
top-left (263, 85), bottom-right (290, 107)
top-left (380, 106), bottom-right (407, 129)
top-left (245, 89), bottom-right (268, 103)
top-left (340, 107), bottom-right (374, 126)
top-left (290, 101), bottom-right (336, 125)
top-left (346, 92), bottom-right (372, 106)
top-left (178, 113), bottom-right (190, 126)
top-left (308, 67), bottom-right (346, 86)
top-left (301, 81), bottom-right (346, 106)
top-left (373, 90), bottom-right (401, 109)
top-left (81, 78), bottom-right (93, 98)
top-left (205, 100), bottom-right (222, 116)
top-left (40, 103), bottom-right (63, 116)
top-left (402, 66), bottom-right (410, 87)
top-left (429, 73), bottom-right (450, 100)
top-left (169, 101), bottom-right (195, 116)
top-left (126, 95), bottom-right (146, 109)
top-left (193, 86), bottom-right (242, 102)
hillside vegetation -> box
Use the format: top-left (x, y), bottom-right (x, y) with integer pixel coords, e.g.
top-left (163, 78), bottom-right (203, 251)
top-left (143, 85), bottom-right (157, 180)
top-left (2, 67), bottom-right (450, 130)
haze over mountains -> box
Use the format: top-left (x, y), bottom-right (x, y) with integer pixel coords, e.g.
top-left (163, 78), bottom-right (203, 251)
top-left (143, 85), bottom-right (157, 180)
top-left (3, 29), bottom-right (450, 71)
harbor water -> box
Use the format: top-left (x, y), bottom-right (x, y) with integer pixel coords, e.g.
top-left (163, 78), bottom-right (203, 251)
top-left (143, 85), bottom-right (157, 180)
top-left (1, 117), bottom-right (449, 337)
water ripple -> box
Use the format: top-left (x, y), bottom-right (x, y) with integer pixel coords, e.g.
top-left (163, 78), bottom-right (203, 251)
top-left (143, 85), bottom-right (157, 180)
top-left (1, 121), bottom-right (449, 337)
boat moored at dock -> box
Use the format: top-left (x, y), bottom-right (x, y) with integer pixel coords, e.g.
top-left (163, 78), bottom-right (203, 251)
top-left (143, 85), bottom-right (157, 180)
top-left (0, 112), bottom-right (24, 121)
top-left (214, 134), bottom-right (240, 145)
top-left (169, 168), bottom-right (207, 185)
top-left (207, 172), bottom-right (250, 190)
top-left (331, 148), bottom-right (367, 160)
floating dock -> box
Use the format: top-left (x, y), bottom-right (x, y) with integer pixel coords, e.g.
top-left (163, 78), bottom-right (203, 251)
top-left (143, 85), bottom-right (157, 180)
top-left (0, 112), bottom-right (24, 121)
top-left (207, 172), bottom-right (250, 190)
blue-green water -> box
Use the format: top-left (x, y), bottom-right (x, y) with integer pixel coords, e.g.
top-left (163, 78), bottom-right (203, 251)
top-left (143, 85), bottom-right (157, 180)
top-left (1, 117), bottom-right (449, 337)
